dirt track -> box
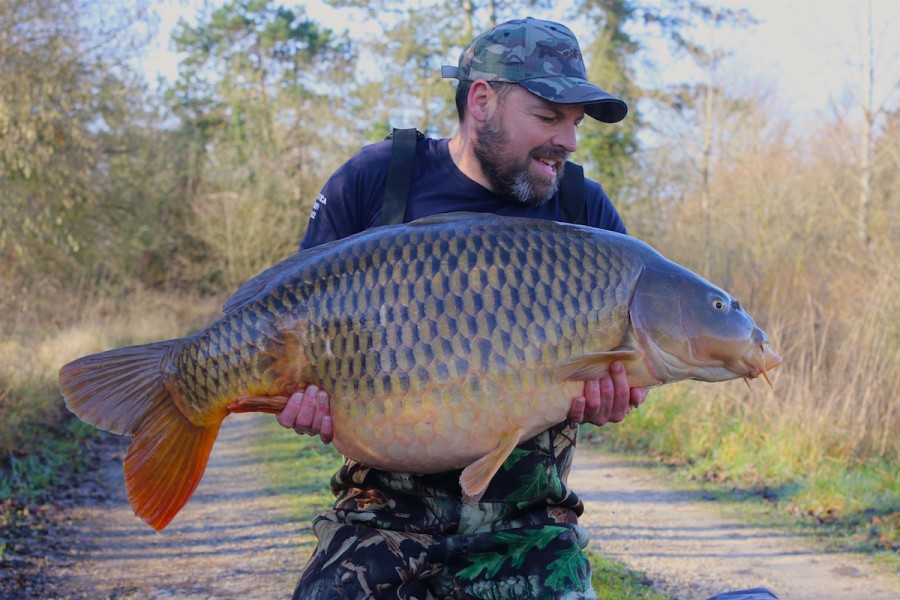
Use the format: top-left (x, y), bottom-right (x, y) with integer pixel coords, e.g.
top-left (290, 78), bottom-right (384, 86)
top-left (49, 414), bottom-right (312, 599)
top-left (27, 414), bottom-right (900, 598)
top-left (570, 450), bottom-right (900, 600)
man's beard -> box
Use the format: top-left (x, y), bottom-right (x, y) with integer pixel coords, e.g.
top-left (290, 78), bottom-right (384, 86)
top-left (473, 117), bottom-right (567, 207)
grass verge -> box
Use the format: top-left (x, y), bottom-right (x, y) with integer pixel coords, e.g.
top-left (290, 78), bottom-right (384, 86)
top-left (590, 383), bottom-right (900, 571)
top-left (591, 553), bottom-right (671, 599)
top-left (249, 416), bottom-right (344, 529)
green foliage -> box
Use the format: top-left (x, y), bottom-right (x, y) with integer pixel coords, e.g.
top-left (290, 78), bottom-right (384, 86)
top-left (0, 0), bottom-right (151, 291)
top-left (250, 416), bottom-right (344, 522)
top-left (0, 0), bottom-right (760, 309)
top-left (589, 552), bottom-right (671, 599)
top-left (167, 0), bottom-right (358, 289)
top-left (570, 0), bottom-right (641, 200)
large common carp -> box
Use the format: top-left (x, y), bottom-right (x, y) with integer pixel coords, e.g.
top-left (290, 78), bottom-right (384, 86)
top-left (59, 213), bottom-right (780, 531)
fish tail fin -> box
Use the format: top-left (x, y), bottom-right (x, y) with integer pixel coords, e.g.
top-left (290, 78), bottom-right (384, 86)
top-left (125, 399), bottom-right (221, 531)
top-left (59, 341), bottom-right (221, 531)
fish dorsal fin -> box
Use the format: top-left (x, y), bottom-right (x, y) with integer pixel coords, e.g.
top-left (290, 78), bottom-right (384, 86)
top-left (558, 350), bottom-right (639, 381)
top-left (407, 211), bottom-right (494, 226)
top-left (223, 252), bottom-right (311, 314)
top-left (459, 428), bottom-right (523, 503)
top-left (222, 242), bottom-right (343, 314)
top-left (224, 213), bottom-right (493, 314)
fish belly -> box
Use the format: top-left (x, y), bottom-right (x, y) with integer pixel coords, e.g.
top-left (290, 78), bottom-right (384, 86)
top-left (329, 377), bottom-right (581, 474)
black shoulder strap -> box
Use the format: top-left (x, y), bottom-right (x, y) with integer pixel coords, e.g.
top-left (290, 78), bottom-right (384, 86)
top-left (383, 129), bottom-right (587, 227)
top-left (381, 128), bottom-right (421, 226)
top-left (559, 161), bottom-right (587, 225)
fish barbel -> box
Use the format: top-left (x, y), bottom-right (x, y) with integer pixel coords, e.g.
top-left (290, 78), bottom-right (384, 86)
top-left (59, 213), bottom-right (781, 531)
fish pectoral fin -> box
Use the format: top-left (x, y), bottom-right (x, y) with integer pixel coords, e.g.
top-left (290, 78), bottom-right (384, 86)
top-left (459, 429), bottom-right (523, 503)
top-left (228, 395), bottom-right (290, 414)
top-left (255, 325), bottom-right (309, 393)
top-left (558, 349), bottom-right (639, 381)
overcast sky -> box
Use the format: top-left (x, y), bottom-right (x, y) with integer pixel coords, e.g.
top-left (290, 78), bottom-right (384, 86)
top-left (142, 0), bottom-right (899, 130)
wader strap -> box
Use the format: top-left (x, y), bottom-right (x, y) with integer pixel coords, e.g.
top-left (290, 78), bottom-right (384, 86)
top-left (381, 128), bottom-right (420, 226)
top-left (559, 161), bottom-right (587, 225)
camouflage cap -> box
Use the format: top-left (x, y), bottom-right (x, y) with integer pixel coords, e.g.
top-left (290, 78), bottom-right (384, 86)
top-left (441, 17), bottom-right (627, 123)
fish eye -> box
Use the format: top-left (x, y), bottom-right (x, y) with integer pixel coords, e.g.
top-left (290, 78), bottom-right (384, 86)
top-left (712, 297), bottom-right (728, 311)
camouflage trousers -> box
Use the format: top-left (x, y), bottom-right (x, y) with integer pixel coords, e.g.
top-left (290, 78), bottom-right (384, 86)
top-left (292, 516), bottom-right (598, 600)
top-left (293, 422), bottom-right (597, 599)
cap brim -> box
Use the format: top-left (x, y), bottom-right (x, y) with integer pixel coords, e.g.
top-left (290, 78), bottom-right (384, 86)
top-left (519, 78), bottom-right (628, 124)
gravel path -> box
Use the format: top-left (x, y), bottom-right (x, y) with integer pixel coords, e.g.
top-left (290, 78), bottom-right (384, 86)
top-left (40, 416), bottom-right (899, 599)
top-left (570, 450), bottom-right (900, 599)
top-left (51, 413), bottom-right (311, 599)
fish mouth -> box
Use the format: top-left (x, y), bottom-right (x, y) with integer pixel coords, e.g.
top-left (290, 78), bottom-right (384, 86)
top-left (740, 341), bottom-right (782, 387)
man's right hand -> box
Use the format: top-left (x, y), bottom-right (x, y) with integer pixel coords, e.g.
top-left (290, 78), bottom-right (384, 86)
top-left (276, 385), bottom-right (333, 444)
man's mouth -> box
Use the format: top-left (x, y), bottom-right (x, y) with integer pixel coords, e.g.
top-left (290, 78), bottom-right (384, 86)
top-left (533, 157), bottom-right (559, 179)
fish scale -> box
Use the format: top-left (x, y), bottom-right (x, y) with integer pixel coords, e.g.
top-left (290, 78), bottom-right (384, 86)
top-left (59, 213), bottom-right (780, 530)
top-left (267, 221), bottom-right (637, 475)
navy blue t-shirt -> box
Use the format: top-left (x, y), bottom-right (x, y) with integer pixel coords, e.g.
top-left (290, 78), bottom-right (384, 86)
top-left (300, 136), bottom-right (627, 250)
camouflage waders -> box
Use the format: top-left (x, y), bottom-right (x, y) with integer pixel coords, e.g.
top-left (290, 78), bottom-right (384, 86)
top-left (293, 421), bottom-right (597, 600)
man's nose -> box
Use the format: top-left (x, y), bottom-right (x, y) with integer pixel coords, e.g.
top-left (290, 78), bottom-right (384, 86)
top-left (553, 124), bottom-right (578, 153)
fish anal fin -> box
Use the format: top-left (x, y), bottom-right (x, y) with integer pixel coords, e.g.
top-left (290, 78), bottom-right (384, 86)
top-left (558, 350), bottom-right (639, 381)
top-left (228, 395), bottom-right (289, 414)
top-left (459, 429), bottom-right (523, 503)
top-left (125, 400), bottom-right (222, 532)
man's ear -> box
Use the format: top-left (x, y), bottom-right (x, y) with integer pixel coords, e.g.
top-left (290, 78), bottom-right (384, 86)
top-left (466, 79), bottom-right (495, 123)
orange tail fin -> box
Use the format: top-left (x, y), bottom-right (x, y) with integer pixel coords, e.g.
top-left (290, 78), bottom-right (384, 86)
top-left (59, 341), bottom-right (221, 531)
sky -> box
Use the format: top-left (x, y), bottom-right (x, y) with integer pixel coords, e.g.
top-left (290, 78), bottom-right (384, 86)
top-left (142, 0), bottom-right (900, 131)
top-left (665, 0), bottom-right (900, 128)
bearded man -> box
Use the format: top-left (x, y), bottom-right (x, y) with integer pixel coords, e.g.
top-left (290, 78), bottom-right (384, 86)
top-left (283, 17), bottom-right (649, 599)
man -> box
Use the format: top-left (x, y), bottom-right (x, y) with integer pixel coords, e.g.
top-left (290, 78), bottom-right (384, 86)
top-left (280, 17), bottom-right (648, 599)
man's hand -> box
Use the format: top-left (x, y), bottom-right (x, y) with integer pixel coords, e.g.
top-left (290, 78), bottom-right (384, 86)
top-left (276, 385), bottom-right (334, 444)
top-left (567, 361), bottom-right (649, 426)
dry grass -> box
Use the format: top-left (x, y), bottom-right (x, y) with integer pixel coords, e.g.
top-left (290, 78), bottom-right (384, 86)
top-left (625, 108), bottom-right (900, 469)
top-left (610, 115), bottom-right (900, 538)
top-left (0, 288), bottom-right (222, 461)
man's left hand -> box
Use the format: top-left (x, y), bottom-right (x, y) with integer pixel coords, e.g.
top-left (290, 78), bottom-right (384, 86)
top-left (567, 360), bottom-right (649, 426)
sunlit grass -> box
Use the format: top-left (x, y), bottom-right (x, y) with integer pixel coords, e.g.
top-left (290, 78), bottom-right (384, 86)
top-left (593, 381), bottom-right (900, 562)
top-left (250, 416), bottom-right (343, 522)
top-left (590, 553), bottom-right (671, 599)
